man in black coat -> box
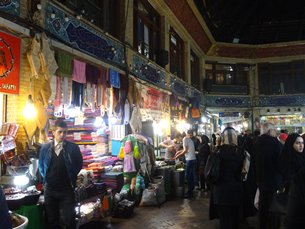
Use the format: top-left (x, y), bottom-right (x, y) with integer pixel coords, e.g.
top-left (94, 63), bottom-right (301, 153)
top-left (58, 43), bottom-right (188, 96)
top-left (0, 186), bottom-right (12, 229)
top-left (255, 122), bottom-right (283, 229)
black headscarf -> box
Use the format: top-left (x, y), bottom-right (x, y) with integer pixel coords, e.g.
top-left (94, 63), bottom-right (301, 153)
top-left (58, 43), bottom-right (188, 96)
top-left (279, 133), bottom-right (305, 184)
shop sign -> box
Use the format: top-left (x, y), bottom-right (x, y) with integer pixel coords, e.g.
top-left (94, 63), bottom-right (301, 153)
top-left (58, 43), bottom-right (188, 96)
top-left (0, 31), bottom-right (20, 95)
top-left (138, 83), bottom-right (170, 113)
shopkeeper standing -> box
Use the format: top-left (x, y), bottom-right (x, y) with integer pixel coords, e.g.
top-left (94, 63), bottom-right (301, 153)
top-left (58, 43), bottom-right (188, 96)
top-left (174, 129), bottom-right (196, 198)
top-left (39, 120), bottom-right (83, 229)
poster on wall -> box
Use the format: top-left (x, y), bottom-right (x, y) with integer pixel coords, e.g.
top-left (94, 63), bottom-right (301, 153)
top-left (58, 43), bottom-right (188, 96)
top-left (137, 83), bottom-right (170, 121)
top-left (0, 31), bottom-right (20, 95)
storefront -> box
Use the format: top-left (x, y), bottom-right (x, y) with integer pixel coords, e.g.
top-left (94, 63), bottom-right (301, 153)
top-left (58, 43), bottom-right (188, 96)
top-left (260, 113), bottom-right (305, 134)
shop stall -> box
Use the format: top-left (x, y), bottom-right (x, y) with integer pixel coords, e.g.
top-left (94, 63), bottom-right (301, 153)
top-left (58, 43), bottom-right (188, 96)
top-left (260, 114), bottom-right (305, 133)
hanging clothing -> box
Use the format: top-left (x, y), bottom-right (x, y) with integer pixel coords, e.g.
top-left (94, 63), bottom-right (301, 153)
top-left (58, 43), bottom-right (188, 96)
top-left (62, 77), bottom-right (71, 105)
top-left (114, 73), bottom-right (129, 116)
top-left (129, 106), bottom-right (142, 133)
top-left (71, 81), bottom-right (84, 107)
top-left (123, 99), bottom-right (131, 125)
top-left (39, 33), bottom-right (58, 79)
top-left (40, 77), bottom-right (52, 106)
top-left (49, 75), bottom-right (57, 101)
top-left (55, 50), bottom-right (73, 78)
top-left (109, 68), bottom-right (120, 88)
top-left (27, 35), bottom-right (41, 79)
top-left (72, 59), bottom-right (86, 84)
top-left (53, 76), bottom-right (62, 107)
top-left (97, 66), bottom-right (108, 107)
top-left (86, 63), bottom-right (100, 84)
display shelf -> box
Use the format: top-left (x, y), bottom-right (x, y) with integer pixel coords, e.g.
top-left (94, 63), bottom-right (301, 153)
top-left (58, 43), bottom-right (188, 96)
top-left (75, 142), bottom-right (97, 145)
top-left (68, 127), bottom-right (94, 131)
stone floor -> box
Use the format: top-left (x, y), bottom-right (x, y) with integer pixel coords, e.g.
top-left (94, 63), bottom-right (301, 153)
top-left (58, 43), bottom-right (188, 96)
top-left (79, 190), bottom-right (260, 229)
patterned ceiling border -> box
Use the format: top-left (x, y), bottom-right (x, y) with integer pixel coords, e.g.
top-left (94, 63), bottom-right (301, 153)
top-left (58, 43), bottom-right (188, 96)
top-left (45, 2), bottom-right (125, 67)
top-left (206, 95), bottom-right (251, 107)
top-left (0, 0), bottom-right (20, 16)
top-left (259, 95), bottom-right (305, 107)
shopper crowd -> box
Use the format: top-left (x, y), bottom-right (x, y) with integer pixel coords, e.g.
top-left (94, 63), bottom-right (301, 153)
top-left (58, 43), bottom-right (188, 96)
top-left (168, 122), bottom-right (305, 229)
top-left (203, 122), bottom-right (305, 229)
top-left (2, 121), bottom-right (305, 229)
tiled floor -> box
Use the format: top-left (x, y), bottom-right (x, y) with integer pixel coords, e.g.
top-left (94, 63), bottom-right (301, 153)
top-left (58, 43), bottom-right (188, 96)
top-left (79, 190), bottom-right (259, 229)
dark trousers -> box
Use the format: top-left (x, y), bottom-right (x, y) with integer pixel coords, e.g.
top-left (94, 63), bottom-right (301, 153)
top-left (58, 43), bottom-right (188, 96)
top-left (186, 159), bottom-right (196, 196)
top-left (217, 205), bottom-right (240, 229)
top-left (258, 189), bottom-right (281, 229)
top-left (44, 187), bottom-right (76, 229)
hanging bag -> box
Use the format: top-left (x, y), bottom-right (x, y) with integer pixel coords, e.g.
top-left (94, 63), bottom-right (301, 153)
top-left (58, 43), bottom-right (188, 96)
top-left (124, 136), bottom-right (132, 153)
top-left (133, 140), bottom-right (140, 159)
top-left (118, 146), bottom-right (125, 159)
top-left (204, 151), bottom-right (221, 184)
top-left (269, 186), bottom-right (288, 215)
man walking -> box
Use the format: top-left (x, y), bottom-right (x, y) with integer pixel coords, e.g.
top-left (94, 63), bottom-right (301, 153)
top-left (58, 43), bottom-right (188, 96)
top-left (255, 122), bottom-right (283, 229)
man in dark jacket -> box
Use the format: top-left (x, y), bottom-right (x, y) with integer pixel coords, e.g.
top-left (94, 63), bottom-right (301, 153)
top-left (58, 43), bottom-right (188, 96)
top-left (0, 186), bottom-right (12, 229)
top-left (254, 122), bottom-right (283, 229)
top-left (39, 119), bottom-right (83, 229)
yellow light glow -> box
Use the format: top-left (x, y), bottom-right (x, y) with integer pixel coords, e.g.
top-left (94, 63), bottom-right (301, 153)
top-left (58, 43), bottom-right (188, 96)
top-left (176, 120), bottom-right (187, 133)
top-left (23, 95), bottom-right (36, 119)
top-left (159, 119), bottom-right (169, 129)
top-left (242, 121), bottom-right (249, 129)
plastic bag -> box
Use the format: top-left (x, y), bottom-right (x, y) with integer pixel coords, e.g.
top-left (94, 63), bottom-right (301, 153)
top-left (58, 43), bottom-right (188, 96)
top-left (139, 186), bottom-right (158, 206)
top-left (133, 141), bottom-right (140, 159)
top-left (118, 147), bottom-right (124, 159)
top-left (124, 136), bottom-right (132, 153)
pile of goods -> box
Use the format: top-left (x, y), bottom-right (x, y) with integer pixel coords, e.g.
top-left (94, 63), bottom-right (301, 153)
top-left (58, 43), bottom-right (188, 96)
top-left (10, 212), bottom-right (26, 228)
top-left (4, 186), bottom-right (41, 210)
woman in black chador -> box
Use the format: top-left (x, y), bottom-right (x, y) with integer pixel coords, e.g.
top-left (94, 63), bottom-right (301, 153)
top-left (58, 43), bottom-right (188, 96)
top-left (278, 133), bottom-right (305, 189)
top-left (208, 127), bottom-right (244, 229)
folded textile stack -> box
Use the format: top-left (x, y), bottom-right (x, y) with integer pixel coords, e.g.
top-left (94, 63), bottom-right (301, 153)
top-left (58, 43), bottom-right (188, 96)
top-left (100, 172), bottom-right (124, 191)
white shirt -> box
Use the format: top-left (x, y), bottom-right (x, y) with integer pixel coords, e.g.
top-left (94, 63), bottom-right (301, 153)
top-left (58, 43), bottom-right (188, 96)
top-left (54, 140), bottom-right (63, 156)
top-left (183, 137), bottom-right (196, 161)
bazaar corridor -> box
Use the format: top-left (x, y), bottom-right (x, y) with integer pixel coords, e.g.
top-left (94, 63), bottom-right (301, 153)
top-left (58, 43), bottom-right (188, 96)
top-left (80, 190), bottom-right (260, 229)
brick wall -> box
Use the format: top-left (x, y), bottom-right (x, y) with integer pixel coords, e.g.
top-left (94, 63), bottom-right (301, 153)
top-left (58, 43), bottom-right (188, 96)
top-left (6, 38), bottom-right (32, 153)
top-left (164, 0), bottom-right (212, 53)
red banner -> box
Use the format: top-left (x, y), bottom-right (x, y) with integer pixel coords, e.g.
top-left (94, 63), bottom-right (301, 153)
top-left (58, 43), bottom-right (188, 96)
top-left (140, 84), bottom-right (170, 112)
top-left (0, 31), bottom-right (20, 94)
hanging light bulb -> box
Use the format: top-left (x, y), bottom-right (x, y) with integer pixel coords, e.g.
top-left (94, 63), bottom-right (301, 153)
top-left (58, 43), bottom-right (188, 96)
top-left (23, 95), bottom-right (36, 119)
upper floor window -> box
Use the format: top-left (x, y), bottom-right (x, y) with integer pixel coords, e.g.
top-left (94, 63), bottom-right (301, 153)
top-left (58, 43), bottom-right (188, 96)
top-left (205, 63), bottom-right (249, 86)
top-left (258, 61), bottom-right (305, 95)
top-left (134, 0), bottom-right (160, 61)
top-left (204, 62), bottom-right (249, 94)
top-left (54, 0), bottom-right (120, 39)
top-left (170, 28), bottom-right (184, 79)
top-left (190, 50), bottom-right (200, 89)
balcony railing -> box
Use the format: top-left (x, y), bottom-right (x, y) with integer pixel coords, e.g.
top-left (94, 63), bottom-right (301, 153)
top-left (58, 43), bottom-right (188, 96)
top-left (209, 84), bottom-right (248, 95)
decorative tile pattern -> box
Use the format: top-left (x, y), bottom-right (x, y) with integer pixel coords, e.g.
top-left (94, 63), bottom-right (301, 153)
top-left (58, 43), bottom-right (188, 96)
top-left (132, 54), bottom-right (167, 88)
top-left (45, 3), bottom-right (124, 66)
top-left (259, 95), bottom-right (305, 107)
top-left (0, 0), bottom-right (19, 15)
top-left (171, 80), bottom-right (186, 97)
top-left (207, 95), bottom-right (251, 107)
